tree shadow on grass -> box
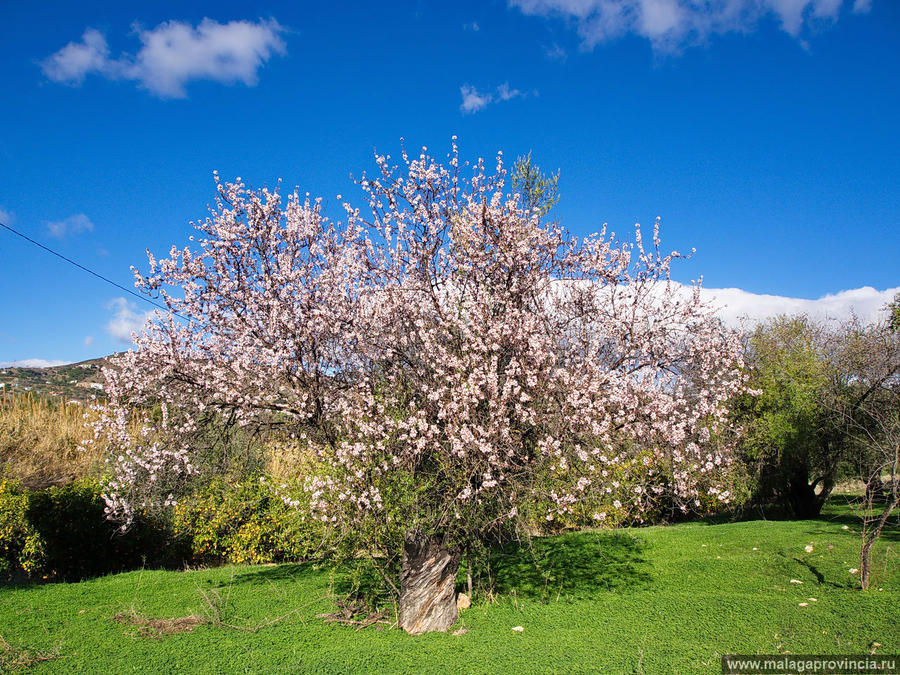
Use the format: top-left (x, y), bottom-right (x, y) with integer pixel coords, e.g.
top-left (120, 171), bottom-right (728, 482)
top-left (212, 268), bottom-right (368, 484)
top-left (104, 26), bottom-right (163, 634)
top-left (484, 530), bottom-right (651, 601)
top-left (788, 555), bottom-right (854, 590)
top-left (806, 495), bottom-right (900, 543)
top-left (219, 562), bottom-right (327, 588)
top-left (217, 531), bottom-right (651, 607)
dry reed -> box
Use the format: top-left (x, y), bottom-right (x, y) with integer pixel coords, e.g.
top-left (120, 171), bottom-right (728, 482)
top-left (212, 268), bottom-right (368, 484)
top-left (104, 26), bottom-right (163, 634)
top-left (0, 392), bottom-right (105, 488)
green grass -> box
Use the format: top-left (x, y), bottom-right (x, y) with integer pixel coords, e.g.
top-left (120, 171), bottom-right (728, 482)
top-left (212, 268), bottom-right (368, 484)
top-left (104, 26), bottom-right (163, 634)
top-left (1, 501), bottom-right (897, 674)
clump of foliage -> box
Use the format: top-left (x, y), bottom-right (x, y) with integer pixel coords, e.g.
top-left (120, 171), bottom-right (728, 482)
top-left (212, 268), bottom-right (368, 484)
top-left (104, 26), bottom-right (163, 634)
top-left (172, 476), bottom-right (327, 565)
top-left (511, 151), bottom-right (559, 217)
top-left (0, 477), bottom-right (43, 579)
top-left (736, 316), bottom-right (843, 518)
top-left (0, 477), bottom-right (185, 582)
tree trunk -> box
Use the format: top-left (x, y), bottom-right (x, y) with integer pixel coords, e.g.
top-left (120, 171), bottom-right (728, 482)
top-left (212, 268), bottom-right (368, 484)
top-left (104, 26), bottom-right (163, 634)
top-left (860, 538), bottom-right (873, 591)
top-left (786, 468), bottom-right (831, 519)
top-left (398, 530), bottom-right (461, 634)
top-left (859, 493), bottom-right (899, 591)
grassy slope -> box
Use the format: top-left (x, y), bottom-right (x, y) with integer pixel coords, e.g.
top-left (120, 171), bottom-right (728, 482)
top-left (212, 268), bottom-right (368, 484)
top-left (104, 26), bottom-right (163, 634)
top-left (1, 503), bottom-right (896, 674)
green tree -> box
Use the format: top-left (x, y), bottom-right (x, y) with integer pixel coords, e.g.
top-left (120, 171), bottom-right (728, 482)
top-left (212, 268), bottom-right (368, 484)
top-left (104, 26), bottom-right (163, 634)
top-left (738, 316), bottom-right (843, 518)
top-left (887, 291), bottom-right (900, 333)
top-left (511, 151), bottom-right (560, 217)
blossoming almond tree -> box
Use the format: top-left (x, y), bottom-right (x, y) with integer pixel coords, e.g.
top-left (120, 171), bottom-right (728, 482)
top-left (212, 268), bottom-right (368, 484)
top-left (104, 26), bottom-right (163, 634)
top-left (95, 141), bottom-right (746, 633)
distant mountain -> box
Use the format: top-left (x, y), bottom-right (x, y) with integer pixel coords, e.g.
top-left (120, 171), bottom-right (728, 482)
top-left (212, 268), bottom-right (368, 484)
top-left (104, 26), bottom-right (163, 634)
top-left (0, 356), bottom-right (112, 402)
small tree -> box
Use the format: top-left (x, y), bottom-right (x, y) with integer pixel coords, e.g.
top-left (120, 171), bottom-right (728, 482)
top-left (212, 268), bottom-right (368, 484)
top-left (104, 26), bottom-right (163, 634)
top-left (825, 313), bottom-right (900, 590)
top-left (95, 141), bottom-right (746, 632)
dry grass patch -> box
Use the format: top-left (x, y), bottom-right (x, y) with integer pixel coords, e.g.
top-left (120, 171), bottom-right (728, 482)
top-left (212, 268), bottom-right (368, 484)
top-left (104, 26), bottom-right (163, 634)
top-left (0, 634), bottom-right (61, 671)
top-left (0, 393), bottom-right (104, 488)
top-left (113, 609), bottom-right (206, 639)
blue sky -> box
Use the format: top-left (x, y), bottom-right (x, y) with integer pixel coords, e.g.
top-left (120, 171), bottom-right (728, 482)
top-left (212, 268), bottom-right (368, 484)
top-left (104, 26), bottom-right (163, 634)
top-left (1, 0), bottom-right (898, 366)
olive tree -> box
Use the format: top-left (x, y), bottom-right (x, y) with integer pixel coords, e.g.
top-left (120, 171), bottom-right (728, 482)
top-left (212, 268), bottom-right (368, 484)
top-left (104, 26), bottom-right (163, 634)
top-left (737, 316), bottom-right (844, 518)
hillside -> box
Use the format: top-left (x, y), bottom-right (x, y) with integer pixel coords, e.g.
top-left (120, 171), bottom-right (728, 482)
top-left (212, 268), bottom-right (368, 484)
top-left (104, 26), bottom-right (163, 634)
top-left (0, 357), bottom-right (111, 403)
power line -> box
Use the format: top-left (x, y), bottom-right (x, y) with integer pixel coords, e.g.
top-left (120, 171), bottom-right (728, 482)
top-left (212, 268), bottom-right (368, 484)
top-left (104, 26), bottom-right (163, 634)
top-left (1, 221), bottom-right (184, 319)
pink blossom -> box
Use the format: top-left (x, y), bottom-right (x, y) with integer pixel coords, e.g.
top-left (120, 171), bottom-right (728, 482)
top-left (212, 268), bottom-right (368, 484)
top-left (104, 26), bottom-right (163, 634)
top-left (94, 141), bottom-right (746, 539)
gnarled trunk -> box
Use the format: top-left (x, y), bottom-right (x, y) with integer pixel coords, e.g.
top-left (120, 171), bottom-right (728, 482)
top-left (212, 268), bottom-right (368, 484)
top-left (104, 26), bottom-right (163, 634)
top-left (786, 467), bottom-right (833, 519)
top-left (398, 530), bottom-right (460, 634)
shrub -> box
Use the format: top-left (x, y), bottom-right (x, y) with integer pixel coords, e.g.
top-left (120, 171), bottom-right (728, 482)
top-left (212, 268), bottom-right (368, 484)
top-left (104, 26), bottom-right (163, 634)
top-left (0, 478), bottom-right (43, 579)
top-left (1, 473), bottom-right (328, 582)
top-left (26, 480), bottom-right (186, 580)
top-left (172, 477), bottom-right (327, 565)
top-left (1, 478), bottom-right (187, 582)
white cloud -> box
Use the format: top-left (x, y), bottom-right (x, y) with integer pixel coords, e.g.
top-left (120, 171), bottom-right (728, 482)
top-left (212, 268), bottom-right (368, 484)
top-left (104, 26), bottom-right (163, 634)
top-left (460, 82), bottom-right (529, 113)
top-left (544, 43), bottom-right (568, 60)
top-left (700, 284), bottom-right (899, 327)
top-left (0, 206), bottom-right (14, 225)
top-left (46, 213), bottom-right (94, 238)
top-left (83, 336), bottom-right (95, 348)
top-left (510, 0), bottom-right (868, 51)
top-left (105, 297), bottom-right (154, 344)
top-left (40, 28), bottom-right (112, 85)
top-left (497, 82), bottom-right (525, 101)
top-left (557, 280), bottom-right (896, 330)
top-left (129, 18), bottom-right (287, 98)
top-left (0, 359), bottom-right (71, 369)
top-left (464, 21), bottom-right (481, 31)
top-left (42, 18), bottom-right (286, 99)
top-left (460, 85), bottom-right (493, 113)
